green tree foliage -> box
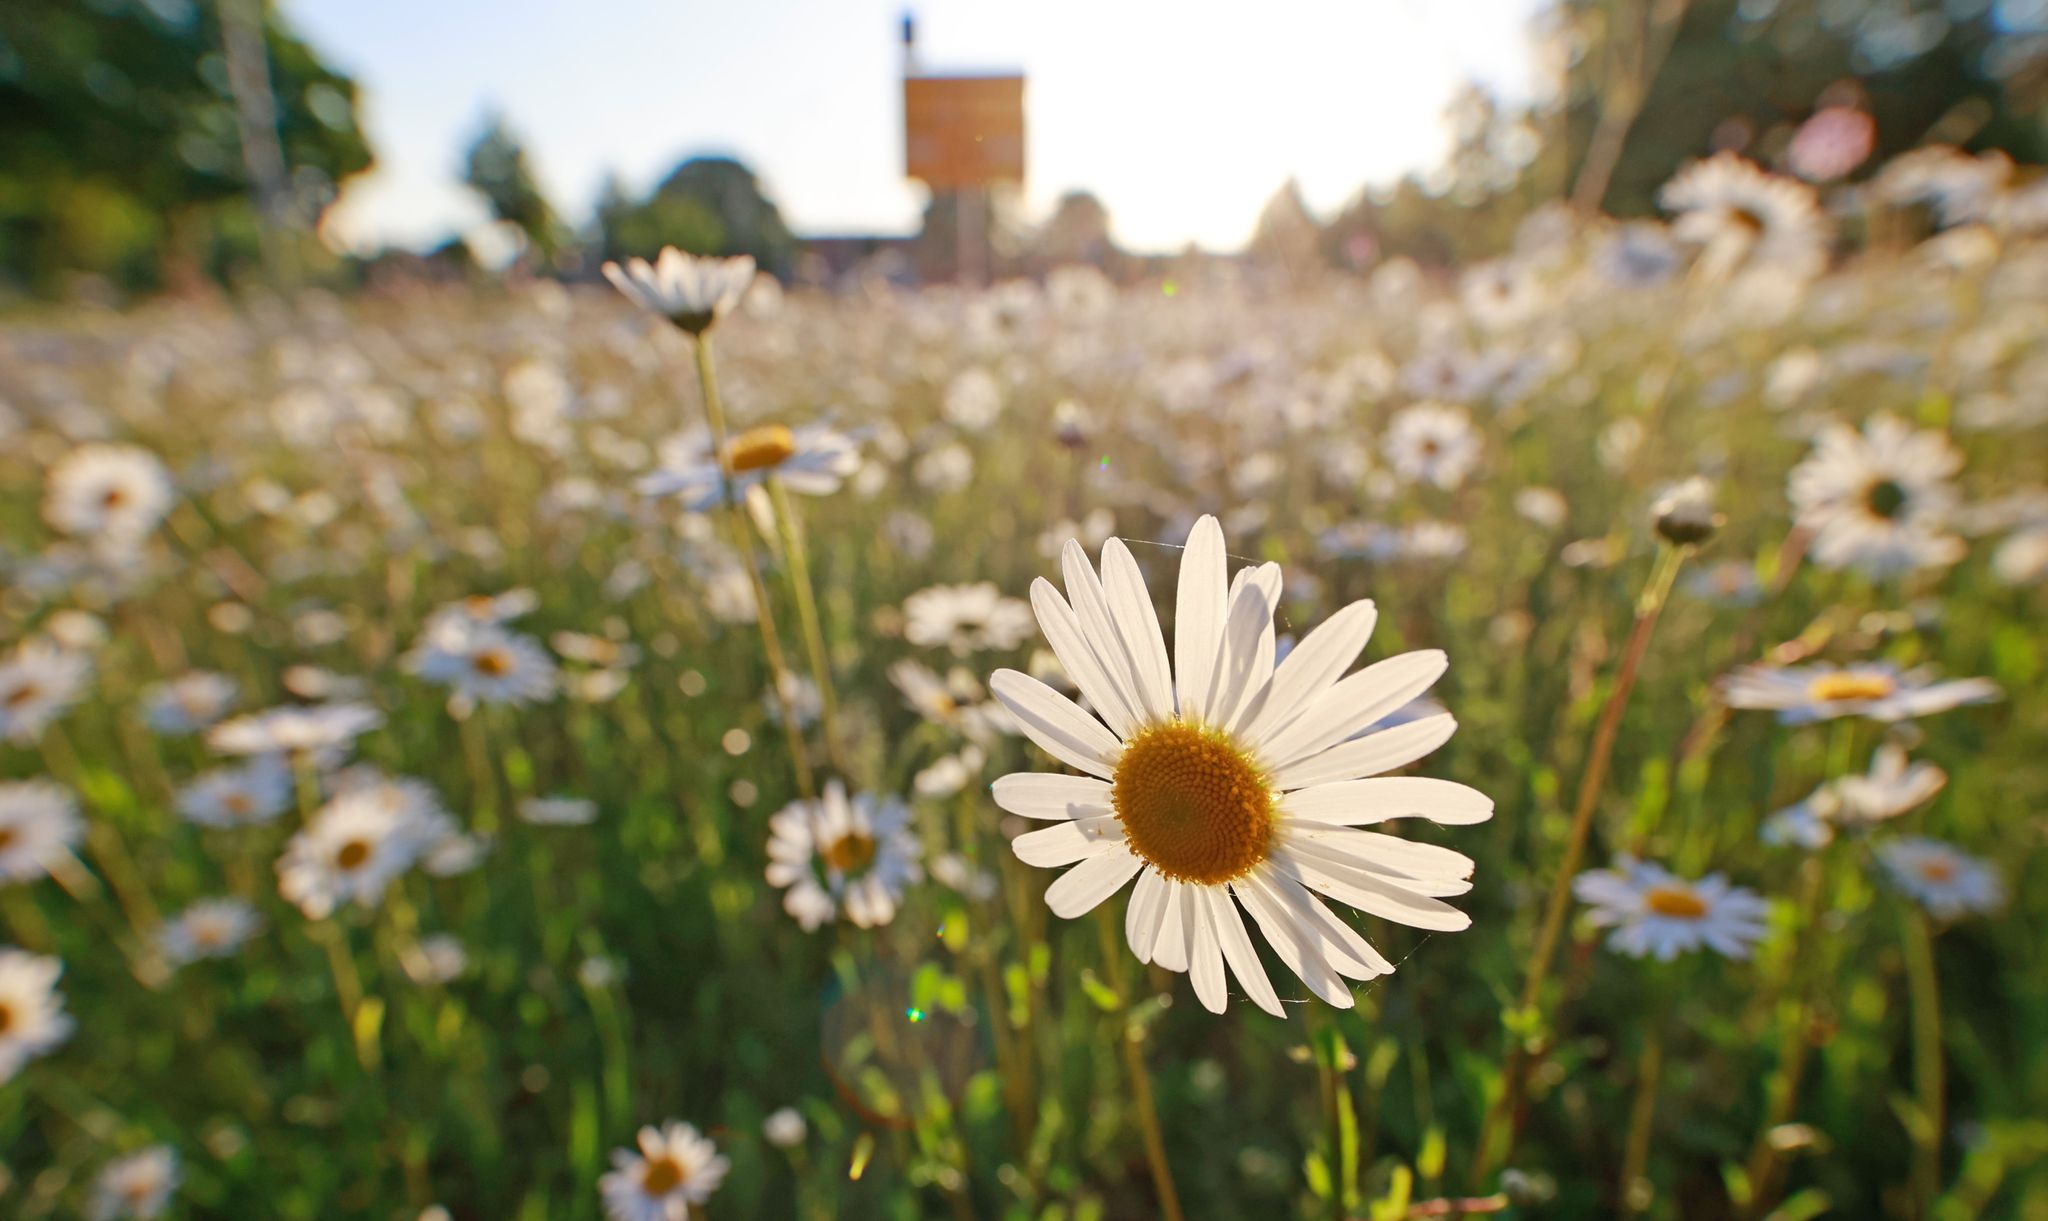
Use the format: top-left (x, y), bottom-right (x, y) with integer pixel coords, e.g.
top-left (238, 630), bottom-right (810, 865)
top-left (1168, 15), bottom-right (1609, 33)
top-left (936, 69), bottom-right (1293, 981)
top-left (595, 156), bottom-right (796, 275)
top-left (0, 0), bottom-right (372, 294)
top-left (461, 111), bottom-right (563, 264)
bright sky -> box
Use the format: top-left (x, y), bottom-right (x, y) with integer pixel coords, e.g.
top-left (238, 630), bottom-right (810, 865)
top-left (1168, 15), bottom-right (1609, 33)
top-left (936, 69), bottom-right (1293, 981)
top-left (288, 0), bottom-right (1546, 256)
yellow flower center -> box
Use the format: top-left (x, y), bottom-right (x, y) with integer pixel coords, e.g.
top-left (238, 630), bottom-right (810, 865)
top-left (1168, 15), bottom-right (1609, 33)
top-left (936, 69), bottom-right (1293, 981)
top-left (101, 487), bottom-right (128, 509)
top-left (0, 1001), bottom-right (13, 1034)
top-left (641, 1155), bottom-right (686, 1195)
top-left (1807, 672), bottom-right (1896, 704)
top-left (822, 832), bottom-right (876, 875)
top-left (335, 839), bottom-right (373, 872)
top-left (1918, 858), bottom-right (1956, 883)
top-left (192, 923), bottom-right (226, 947)
top-left (223, 792), bottom-right (252, 817)
top-left (472, 649), bottom-right (512, 678)
top-left (1111, 722), bottom-right (1275, 885)
top-left (0, 826), bottom-right (15, 854)
top-left (726, 424), bottom-right (797, 473)
top-left (1729, 206), bottom-right (1767, 235)
top-left (4, 684), bottom-right (40, 710)
top-left (1863, 478), bottom-right (1909, 521)
top-left (464, 595), bottom-right (497, 615)
top-left (1644, 886), bottom-right (1709, 920)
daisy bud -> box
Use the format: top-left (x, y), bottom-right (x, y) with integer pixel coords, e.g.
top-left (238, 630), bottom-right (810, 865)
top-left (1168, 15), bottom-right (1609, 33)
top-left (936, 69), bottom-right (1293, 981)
top-left (1651, 477), bottom-right (1723, 546)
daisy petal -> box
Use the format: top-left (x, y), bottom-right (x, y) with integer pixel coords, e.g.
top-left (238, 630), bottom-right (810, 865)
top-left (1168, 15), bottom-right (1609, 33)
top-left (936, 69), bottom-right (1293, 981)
top-left (1173, 515), bottom-right (1228, 724)
top-left (1012, 815), bottom-right (1127, 867)
top-left (1241, 599), bottom-right (1378, 746)
top-left (1099, 539), bottom-right (1175, 722)
top-left (1280, 777), bottom-right (1494, 826)
top-left (1237, 872), bottom-right (1353, 1006)
top-left (1270, 713), bottom-right (1457, 790)
top-left (1258, 651), bottom-right (1449, 769)
top-left (1126, 866), bottom-right (1170, 963)
top-left (1276, 842), bottom-right (1473, 931)
top-left (989, 670), bottom-right (1122, 780)
top-left (1206, 577), bottom-right (1276, 734)
top-left (1043, 848), bottom-right (1143, 919)
top-left (990, 773), bottom-right (1114, 820)
top-left (1062, 541), bottom-right (1150, 724)
top-left (1152, 879), bottom-right (1190, 972)
top-left (1205, 886), bottom-right (1283, 1017)
top-left (1030, 579), bottom-right (1140, 738)
top-left (1184, 887), bottom-right (1227, 1013)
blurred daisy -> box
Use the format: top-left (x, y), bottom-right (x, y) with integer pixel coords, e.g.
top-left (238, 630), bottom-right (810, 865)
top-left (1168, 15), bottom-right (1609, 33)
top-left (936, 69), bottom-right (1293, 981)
top-left (519, 795), bottom-right (598, 826)
top-left (1878, 837), bottom-right (2005, 920)
top-left (422, 590), bottom-right (539, 637)
top-left (1684, 560), bottom-right (1764, 607)
top-left (762, 1106), bottom-right (807, 1150)
top-left (406, 623), bottom-right (558, 708)
top-left (903, 583), bottom-right (1036, 655)
top-left (276, 787), bottom-right (439, 919)
top-left (989, 515), bottom-right (1491, 1016)
top-left (176, 759), bottom-right (292, 828)
top-left (424, 831), bottom-right (491, 878)
top-left (640, 423), bottom-right (860, 510)
top-left (142, 671), bottom-right (238, 735)
top-left (603, 247), bottom-right (756, 334)
top-left (1659, 153), bottom-right (1829, 275)
top-left (913, 746), bottom-right (985, 799)
top-left (1764, 744), bottom-right (1947, 848)
top-left (0, 949), bottom-right (73, 1082)
top-left (88, 1145), bottom-right (178, 1221)
top-left (1591, 221), bottom-right (1682, 288)
top-left (1650, 476), bottom-right (1723, 546)
top-left (887, 661), bottom-right (1009, 743)
top-left (930, 851), bottom-right (999, 902)
top-left (43, 444), bottom-right (175, 548)
top-left (400, 934), bottom-right (469, 985)
top-left (600, 1120), bottom-right (730, 1221)
top-left (1514, 487), bottom-right (1568, 531)
top-left (155, 899), bottom-right (262, 967)
top-left (1722, 662), bottom-right (1997, 724)
top-left (765, 781), bottom-right (922, 931)
top-left (208, 703), bottom-right (384, 765)
top-left (0, 781), bottom-right (82, 883)
top-left (1789, 414), bottom-right (1965, 576)
top-left (1572, 859), bottom-right (1770, 960)
top-left (1383, 404), bottom-right (1480, 490)
top-left (0, 639), bottom-right (91, 745)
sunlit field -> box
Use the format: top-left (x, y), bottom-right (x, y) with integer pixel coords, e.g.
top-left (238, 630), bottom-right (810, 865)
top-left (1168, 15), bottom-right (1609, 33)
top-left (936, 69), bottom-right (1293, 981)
top-left (2, 188), bottom-right (2045, 1221)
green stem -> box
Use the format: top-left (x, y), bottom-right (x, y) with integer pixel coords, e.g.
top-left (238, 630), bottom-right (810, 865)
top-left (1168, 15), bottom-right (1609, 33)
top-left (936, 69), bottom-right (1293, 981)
top-left (1096, 912), bottom-right (1184, 1221)
top-left (1901, 907), bottom-right (1945, 1212)
top-left (1619, 1021), bottom-right (1665, 1217)
top-left (768, 476), bottom-right (849, 777)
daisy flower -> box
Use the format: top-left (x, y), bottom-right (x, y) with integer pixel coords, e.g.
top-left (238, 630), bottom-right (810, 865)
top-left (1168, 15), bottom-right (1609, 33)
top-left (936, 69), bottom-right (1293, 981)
top-left (43, 444), bottom-right (175, 548)
top-left (1764, 743), bottom-right (1947, 848)
top-left (1572, 859), bottom-right (1771, 960)
top-left (1721, 661), bottom-right (1998, 724)
top-left (988, 515), bottom-right (1492, 1016)
top-left (400, 934), bottom-right (469, 985)
top-left (1383, 403), bottom-right (1481, 491)
top-left (406, 623), bottom-right (558, 708)
top-left (155, 898), bottom-right (263, 967)
top-left (887, 661), bottom-right (1010, 744)
top-left (1788, 414), bottom-right (1965, 577)
top-left (0, 949), bottom-right (73, 1082)
top-left (902, 583), bottom-right (1037, 655)
top-left (602, 247), bottom-right (756, 334)
top-left (1877, 837), bottom-right (2005, 920)
top-left (1591, 221), bottom-right (1682, 288)
top-left (639, 422), bottom-right (861, 510)
top-left (88, 1145), bottom-right (178, 1221)
top-left (0, 639), bottom-right (92, 745)
top-left (1659, 152), bottom-right (1829, 275)
top-left (142, 671), bottom-right (239, 735)
top-left (207, 703), bottom-right (385, 766)
top-left (1650, 476), bottom-right (1723, 546)
top-left (599, 1120), bottom-right (731, 1221)
top-left (421, 589), bottom-right (539, 637)
top-left (765, 782), bottom-right (923, 931)
top-left (175, 759), bottom-right (292, 828)
top-left (763, 1106), bottom-right (807, 1149)
top-left (276, 787), bottom-right (440, 919)
top-left (518, 795), bottom-right (598, 826)
top-left (0, 781), bottom-right (82, 883)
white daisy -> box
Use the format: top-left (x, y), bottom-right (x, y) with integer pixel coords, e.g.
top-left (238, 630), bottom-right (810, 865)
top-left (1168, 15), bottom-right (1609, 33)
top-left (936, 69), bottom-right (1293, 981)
top-left (0, 948), bottom-right (73, 1082)
top-left (1591, 221), bottom-right (1683, 289)
top-left (405, 623), bottom-right (558, 708)
top-left (0, 639), bottom-right (92, 745)
top-left (1721, 662), bottom-right (1998, 725)
top-left (421, 590), bottom-right (539, 638)
top-left (142, 671), bottom-right (238, 735)
top-left (43, 444), bottom-right (175, 548)
top-left (1764, 743), bottom-right (1947, 849)
top-left (764, 781), bottom-right (923, 931)
top-left (0, 781), bottom-right (82, 883)
top-left (902, 583), bottom-right (1037, 655)
top-left (603, 247), bottom-right (756, 334)
top-left (988, 515), bottom-right (1492, 1016)
top-left (1788, 414), bottom-right (1966, 577)
top-left (599, 1120), bottom-right (731, 1221)
top-left (1650, 476), bottom-right (1723, 546)
top-left (175, 759), bottom-right (292, 828)
top-left (400, 933), bottom-right (469, 985)
top-left (1383, 404), bottom-right (1481, 491)
top-left (1572, 859), bottom-right (1771, 960)
top-left (1877, 837), bottom-right (2005, 921)
top-left (276, 787), bottom-right (440, 919)
top-left (1683, 560), bottom-right (1764, 607)
top-left (887, 661), bottom-right (1010, 744)
top-left (207, 703), bottom-right (385, 765)
top-left (1659, 153), bottom-right (1829, 275)
top-left (518, 795), bottom-right (597, 826)
top-left (762, 1106), bottom-right (807, 1150)
top-left (87, 1145), bottom-right (179, 1221)
top-left (640, 423), bottom-right (860, 511)
top-left (155, 898), bottom-right (263, 967)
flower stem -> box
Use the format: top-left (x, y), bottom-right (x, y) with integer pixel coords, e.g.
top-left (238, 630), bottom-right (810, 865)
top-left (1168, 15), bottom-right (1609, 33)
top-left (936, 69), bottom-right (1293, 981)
top-left (768, 476), bottom-right (850, 777)
top-left (1900, 906), bottom-right (1945, 1213)
top-left (1096, 912), bottom-right (1184, 1221)
top-left (1619, 1021), bottom-right (1665, 1217)
top-left (1473, 542), bottom-right (1688, 1186)
top-left (691, 335), bottom-right (815, 800)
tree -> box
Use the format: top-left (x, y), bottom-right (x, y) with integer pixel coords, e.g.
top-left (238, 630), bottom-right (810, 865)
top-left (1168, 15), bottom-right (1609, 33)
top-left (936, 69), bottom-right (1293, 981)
top-left (461, 111), bottom-right (562, 265)
top-left (596, 156), bottom-right (796, 275)
top-left (0, 0), bottom-right (372, 294)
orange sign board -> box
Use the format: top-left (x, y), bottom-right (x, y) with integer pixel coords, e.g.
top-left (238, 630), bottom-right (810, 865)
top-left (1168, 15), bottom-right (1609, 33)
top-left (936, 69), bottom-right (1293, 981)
top-left (904, 75), bottom-right (1025, 189)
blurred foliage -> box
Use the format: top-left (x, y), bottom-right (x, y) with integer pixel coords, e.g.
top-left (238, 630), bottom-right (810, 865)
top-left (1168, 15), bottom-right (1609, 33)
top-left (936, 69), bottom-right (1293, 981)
top-left (593, 156), bottom-right (798, 276)
top-left (0, 0), bottom-right (372, 296)
top-left (462, 112), bottom-right (564, 266)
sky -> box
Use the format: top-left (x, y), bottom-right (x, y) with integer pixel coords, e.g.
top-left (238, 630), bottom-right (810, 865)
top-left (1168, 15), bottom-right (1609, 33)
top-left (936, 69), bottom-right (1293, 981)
top-left (288, 0), bottom-right (1547, 256)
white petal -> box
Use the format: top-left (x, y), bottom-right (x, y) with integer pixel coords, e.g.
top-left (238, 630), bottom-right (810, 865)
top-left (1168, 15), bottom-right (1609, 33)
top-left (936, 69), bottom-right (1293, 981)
top-left (989, 670), bottom-right (1122, 780)
top-left (1063, 541), bottom-right (1150, 725)
top-left (1205, 886), bottom-right (1283, 1016)
top-left (1012, 815), bottom-right (1126, 867)
top-left (990, 773), bottom-right (1114, 821)
top-left (1043, 848), bottom-right (1143, 918)
top-left (1126, 867), bottom-right (1171, 963)
top-left (1184, 887), bottom-right (1227, 1012)
top-left (1270, 870), bottom-right (1395, 978)
top-left (1275, 843), bottom-right (1473, 931)
top-left (1152, 879), bottom-right (1190, 972)
top-left (1099, 539), bottom-right (1175, 722)
top-left (1280, 777), bottom-right (1494, 826)
top-left (1236, 872), bottom-right (1354, 1006)
top-left (1205, 578), bottom-right (1276, 734)
top-left (1173, 515), bottom-right (1228, 724)
top-left (1241, 599), bottom-right (1378, 746)
top-left (1258, 651), bottom-right (1449, 769)
top-left (1270, 714), bottom-right (1458, 790)
top-left (1285, 828), bottom-right (1476, 893)
top-left (1031, 579), bottom-right (1139, 739)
